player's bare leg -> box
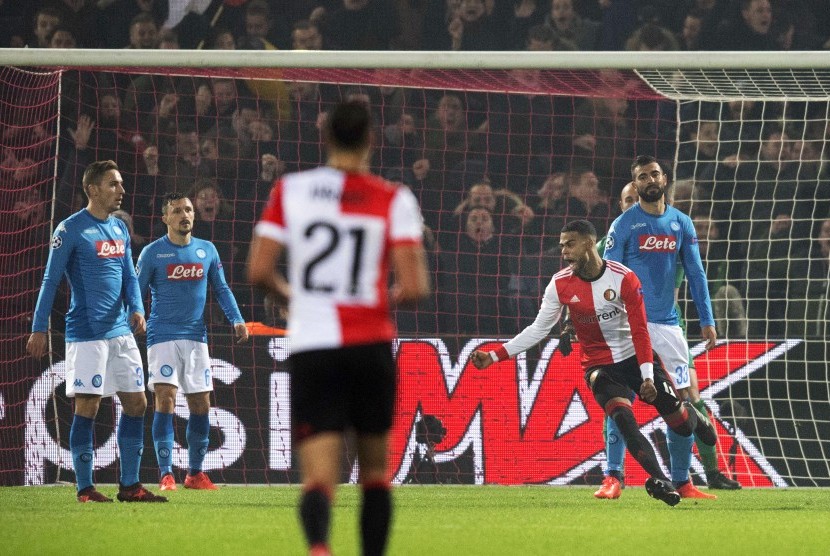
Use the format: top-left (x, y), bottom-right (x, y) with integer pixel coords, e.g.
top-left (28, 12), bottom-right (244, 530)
top-left (357, 433), bottom-right (393, 556)
top-left (298, 432), bottom-right (343, 556)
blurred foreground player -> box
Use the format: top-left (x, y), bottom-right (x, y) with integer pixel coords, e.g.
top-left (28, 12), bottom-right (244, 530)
top-left (247, 100), bottom-right (430, 555)
top-left (470, 220), bottom-right (717, 507)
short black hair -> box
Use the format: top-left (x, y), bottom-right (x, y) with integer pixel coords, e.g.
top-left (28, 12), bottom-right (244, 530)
top-left (630, 154), bottom-right (663, 177)
top-left (561, 219), bottom-right (597, 238)
top-left (161, 191), bottom-right (189, 214)
top-left (324, 100), bottom-right (372, 151)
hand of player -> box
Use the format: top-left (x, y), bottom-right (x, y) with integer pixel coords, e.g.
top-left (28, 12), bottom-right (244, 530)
top-left (557, 319), bottom-right (575, 357)
top-left (639, 378), bottom-right (657, 403)
top-left (234, 322), bottom-right (250, 344)
top-left (702, 325), bottom-right (717, 350)
top-left (27, 332), bottom-right (47, 359)
top-left (130, 312), bottom-right (146, 336)
top-left (470, 350), bottom-right (494, 370)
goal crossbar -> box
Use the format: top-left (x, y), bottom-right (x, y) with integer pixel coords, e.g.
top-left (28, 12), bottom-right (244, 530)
top-left (1, 48), bottom-right (830, 70)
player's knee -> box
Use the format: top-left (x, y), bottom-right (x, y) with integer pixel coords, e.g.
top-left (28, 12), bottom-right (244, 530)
top-left (186, 392), bottom-right (211, 415)
top-left (664, 406), bottom-right (696, 437)
top-left (609, 404), bottom-right (637, 433)
top-left (153, 388), bottom-right (177, 413)
top-left (588, 369), bottom-right (601, 386)
top-left (119, 392), bottom-right (147, 416)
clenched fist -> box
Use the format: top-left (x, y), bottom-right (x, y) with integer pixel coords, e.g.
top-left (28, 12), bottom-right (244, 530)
top-left (470, 350), bottom-right (494, 369)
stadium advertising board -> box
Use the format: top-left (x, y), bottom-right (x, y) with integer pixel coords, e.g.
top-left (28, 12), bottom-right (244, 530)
top-left (7, 337), bottom-right (810, 487)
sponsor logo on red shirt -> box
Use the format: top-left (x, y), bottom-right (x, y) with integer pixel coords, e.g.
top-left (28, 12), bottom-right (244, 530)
top-left (638, 235), bottom-right (677, 252)
top-left (95, 240), bottom-right (126, 258)
top-left (167, 263), bottom-right (205, 280)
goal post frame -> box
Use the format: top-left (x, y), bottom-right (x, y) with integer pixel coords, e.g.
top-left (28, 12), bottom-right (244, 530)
top-left (1, 48), bottom-right (830, 70)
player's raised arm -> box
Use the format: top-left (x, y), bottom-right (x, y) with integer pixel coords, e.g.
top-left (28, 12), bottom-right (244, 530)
top-left (470, 269), bottom-right (564, 369)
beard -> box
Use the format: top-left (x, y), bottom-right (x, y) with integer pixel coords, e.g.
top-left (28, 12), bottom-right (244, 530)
top-left (639, 185), bottom-right (665, 203)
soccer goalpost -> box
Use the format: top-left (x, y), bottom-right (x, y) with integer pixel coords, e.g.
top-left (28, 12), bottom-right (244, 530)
top-left (1, 48), bottom-right (829, 488)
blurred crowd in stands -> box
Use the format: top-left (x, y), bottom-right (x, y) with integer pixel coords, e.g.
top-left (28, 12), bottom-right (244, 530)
top-left (1, 0), bottom-right (830, 340)
top-left (2, 0), bottom-right (829, 52)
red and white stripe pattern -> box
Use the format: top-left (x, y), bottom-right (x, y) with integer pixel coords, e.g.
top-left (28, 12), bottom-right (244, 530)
top-left (497, 260), bottom-right (652, 370)
top-left (255, 167), bottom-right (423, 353)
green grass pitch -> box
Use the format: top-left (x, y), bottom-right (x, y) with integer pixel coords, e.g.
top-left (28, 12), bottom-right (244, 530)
top-left (3, 485), bottom-right (830, 555)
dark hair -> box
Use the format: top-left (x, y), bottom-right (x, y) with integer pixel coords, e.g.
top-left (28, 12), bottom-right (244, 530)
top-left (129, 12), bottom-right (157, 29)
top-left (82, 160), bottom-right (119, 194)
top-left (46, 25), bottom-right (77, 45)
top-left (35, 6), bottom-right (62, 22)
top-left (208, 27), bottom-right (235, 48)
top-left (526, 24), bottom-right (555, 45)
top-left (292, 19), bottom-right (318, 33)
top-left (561, 219), bottom-right (597, 238)
top-left (246, 0), bottom-right (271, 19)
top-left (630, 154), bottom-right (662, 176)
top-left (161, 191), bottom-right (189, 214)
top-left (325, 100), bottom-right (372, 151)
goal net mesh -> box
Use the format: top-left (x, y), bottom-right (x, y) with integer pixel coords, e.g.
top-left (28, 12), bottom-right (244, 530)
top-left (1, 61), bottom-right (828, 487)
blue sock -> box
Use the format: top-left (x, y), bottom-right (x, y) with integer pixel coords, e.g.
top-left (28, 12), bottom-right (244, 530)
top-left (152, 411), bottom-right (174, 477)
top-left (606, 415), bottom-right (626, 476)
top-left (667, 427), bottom-right (694, 485)
top-left (70, 415), bottom-right (94, 492)
top-left (117, 413), bottom-right (145, 487)
top-left (186, 413), bottom-right (210, 474)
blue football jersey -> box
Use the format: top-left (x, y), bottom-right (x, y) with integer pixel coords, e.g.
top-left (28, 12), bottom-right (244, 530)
top-left (32, 209), bottom-right (143, 341)
top-left (603, 203), bottom-right (715, 328)
top-left (136, 235), bottom-right (244, 347)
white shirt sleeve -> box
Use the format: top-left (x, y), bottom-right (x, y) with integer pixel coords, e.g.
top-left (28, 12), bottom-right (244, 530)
top-left (502, 276), bottom-right (564, 358)
top-left (389, 187), bottom-right (424, 243)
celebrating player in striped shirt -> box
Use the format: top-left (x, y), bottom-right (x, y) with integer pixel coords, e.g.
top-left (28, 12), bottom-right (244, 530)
top-left (471, 219), bottom-right (717, 507)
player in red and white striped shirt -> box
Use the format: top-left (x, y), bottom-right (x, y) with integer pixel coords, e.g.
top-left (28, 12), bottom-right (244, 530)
top-left (471, 220), bottom-right (716, 507)
top-left (247, 100), bottom-right (430, 556)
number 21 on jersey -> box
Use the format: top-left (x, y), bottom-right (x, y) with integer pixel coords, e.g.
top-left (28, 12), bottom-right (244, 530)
top-left (298, 218), bottom-right (383, 303)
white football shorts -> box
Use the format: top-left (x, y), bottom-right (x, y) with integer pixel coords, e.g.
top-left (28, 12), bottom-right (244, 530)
top-left (647, 322), bottom-right (691, 390)
top-left (65, 335), bottom-right (144, 398)
top-left (147, 339), bottom-right (212, 394)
